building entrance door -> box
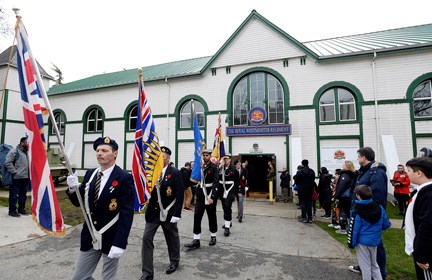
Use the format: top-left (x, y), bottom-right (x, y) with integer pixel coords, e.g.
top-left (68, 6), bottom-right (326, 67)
top-left (238, 154), bottom-right (275, 194)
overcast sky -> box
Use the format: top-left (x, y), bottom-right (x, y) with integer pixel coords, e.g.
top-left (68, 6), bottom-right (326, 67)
top-left (1, 0), bottom-right (431, 83)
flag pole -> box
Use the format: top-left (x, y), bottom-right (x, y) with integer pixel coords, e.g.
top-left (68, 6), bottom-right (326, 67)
top-left (13, 8), bottom-right (96, 242)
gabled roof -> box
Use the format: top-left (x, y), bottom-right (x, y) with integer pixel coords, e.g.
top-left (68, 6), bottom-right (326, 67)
top-left (48, 56), bottom-right (212, 95)
top-left (0, 45), bottom-right (54, 80)
top-left (304, 23), bottom-right (432, 58)
top-left (47, 10), bottom-right (432, 95)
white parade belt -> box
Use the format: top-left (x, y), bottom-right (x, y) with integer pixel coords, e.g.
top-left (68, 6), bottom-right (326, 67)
top-left (84, 168), bottom-right (119, 251)
top-left (155, 178), bottom-right (176, 222)
top-left (219, 180), bottom-right (234, 198)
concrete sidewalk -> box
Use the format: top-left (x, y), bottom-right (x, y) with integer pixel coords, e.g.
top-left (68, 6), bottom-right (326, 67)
top-left (0, 198), bottom-right (362, 280)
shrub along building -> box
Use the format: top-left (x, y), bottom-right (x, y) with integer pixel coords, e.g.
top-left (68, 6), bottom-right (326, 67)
top-left (41, 10), bottom-right (432, 196)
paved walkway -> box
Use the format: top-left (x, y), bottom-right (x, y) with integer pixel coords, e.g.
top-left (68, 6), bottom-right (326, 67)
top-left (0, 187), bottom-right (402, 280)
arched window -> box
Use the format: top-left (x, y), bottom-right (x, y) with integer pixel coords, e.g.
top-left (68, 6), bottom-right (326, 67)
top-left (180, 100), bottom-right (204, 128)
top-left (319, 88), bottom-right (356, 122)
top-left (51, 111), bottom-right (65, 135)
top-left (413, 80), bottom-right (432, 118)
top-left (86, 108), bottom-right (103, 132)
top-left (233, 72), bottom-right (284, 125)
top-left (128, 105), bottom-right (138, 131)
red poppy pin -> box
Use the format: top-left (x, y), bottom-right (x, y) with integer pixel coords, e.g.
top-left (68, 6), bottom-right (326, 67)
top-left (207, 170), bottom-right (211, 174)
top-left (166, 174), bottom-right (172, 179)
top-left (112, 180), bottom-right (118, 187)
top-left (230, 171), bottom-right (233, 175)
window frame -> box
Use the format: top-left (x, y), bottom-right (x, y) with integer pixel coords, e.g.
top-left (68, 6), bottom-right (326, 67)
top-left (319, 87), bottom-right (357, 124)
top-left (86, 108), bottom-right (103, 133)
top-left (51, 111), bottom-right (66, 135)
top-left (412, 79), bottom-right (432, 118)
top-left (232, 72), bottom-right (285, 126)
top-left (179, 100), bottom-right (205, 129)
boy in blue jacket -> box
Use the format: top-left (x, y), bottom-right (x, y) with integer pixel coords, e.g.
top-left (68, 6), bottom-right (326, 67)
top-left (348, 184), bottom-right (391, 280)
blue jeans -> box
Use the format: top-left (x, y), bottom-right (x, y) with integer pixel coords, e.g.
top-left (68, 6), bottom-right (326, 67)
top-left (9, 178), bottom-right (29, 213)
top-left (377, 241), bottom-right (386, 279)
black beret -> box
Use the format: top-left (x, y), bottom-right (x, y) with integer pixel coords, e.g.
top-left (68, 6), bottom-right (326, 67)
top-left (222, 153), bottom-right (231, 159)
top-left (161, 146), bottom-right (172, 156)
top-left (202, 149), bottom-right (213, 155)
top-left (93, 136), bottom-right (118, 151)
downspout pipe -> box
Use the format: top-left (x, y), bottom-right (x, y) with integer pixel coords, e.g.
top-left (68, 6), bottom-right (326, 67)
top-left (165, 78), bottom-right (170, 146)
top-left (372, 52), bottom-right (381, 161)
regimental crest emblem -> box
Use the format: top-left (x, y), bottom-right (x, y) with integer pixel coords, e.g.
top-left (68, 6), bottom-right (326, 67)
top-left (248, 107), bottom-right (267, 125)
top-left (334, 150), bottom-right (345, 160)
top-left (109, 199), bottom-right (118, 211)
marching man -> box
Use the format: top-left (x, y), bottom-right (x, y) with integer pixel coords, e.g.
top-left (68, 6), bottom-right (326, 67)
top-left (66, 136), bottom-right (135, 280)
top-left (184, 149), bottom-right (219, 249)
top-left (218, 153), bottom-right (239, 236)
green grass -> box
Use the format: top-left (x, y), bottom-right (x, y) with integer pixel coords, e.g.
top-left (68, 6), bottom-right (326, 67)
top-left (385, 201), bottom-right (405, 220)
top-left (315, 206), bottom-right (416, 279)
top-left (0, 189), bottom-right (85, 226)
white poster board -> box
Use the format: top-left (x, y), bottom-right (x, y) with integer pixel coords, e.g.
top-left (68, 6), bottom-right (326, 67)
top-left (381, 135), bottom-right (400, 195)
top-left (320, 145), bottom-right (360, 174)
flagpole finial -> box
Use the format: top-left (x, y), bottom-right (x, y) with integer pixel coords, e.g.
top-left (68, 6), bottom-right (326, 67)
top-left (12, 7), bottom-right (21, 18)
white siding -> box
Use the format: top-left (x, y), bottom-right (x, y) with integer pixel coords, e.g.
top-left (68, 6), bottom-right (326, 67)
top-left (213, 19), bottom-right (305, 68)
top-left (319, 124), bottom-right (360, 136)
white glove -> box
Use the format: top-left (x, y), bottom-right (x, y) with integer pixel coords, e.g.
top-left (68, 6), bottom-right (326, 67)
top-left (66, 173), bottom-right (80, 193)
top-left (245, 187), bottom-right (249, 192)
top-left (107, 246), bottom-right (124, 259)
top-left (170, 216), bottom-right (180, 223)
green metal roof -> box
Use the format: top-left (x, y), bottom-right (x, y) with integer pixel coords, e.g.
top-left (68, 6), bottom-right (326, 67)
top-left (47, 56), bottom-right (212, 95)
top-left (304, 23), bottom-right (432, 58)
top-left (47, 10), bottom-right (432, 95)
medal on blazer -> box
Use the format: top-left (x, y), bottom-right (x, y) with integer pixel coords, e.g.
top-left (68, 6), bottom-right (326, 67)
top-left (166, 186), bottom-right (172, 196)
top-left (109, 199), bottom-right (118, 211)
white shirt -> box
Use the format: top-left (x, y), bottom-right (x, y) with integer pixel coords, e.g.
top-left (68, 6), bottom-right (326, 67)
top-left (97, 164), bottom-right (115, 197)
top-left (405, 181), bottom-right (432, 255)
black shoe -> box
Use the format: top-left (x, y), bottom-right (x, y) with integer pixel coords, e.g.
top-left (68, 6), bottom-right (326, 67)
top-left (224, 227), bottom-right (230, 236)
top-left (209, 236), bottom-right (216, 246)
top-left (238, 218), bottom-right (242, 223)
top-left (18, 210), bottom-right (29, 216)
top-left (184, 239), bottom-right (200, 250)
top-left (9, 211), bottom-right (20, 217)
top-left (165, 263), bottom-right (178, 274)
top-left (138, 276), bottom-right (153, 280)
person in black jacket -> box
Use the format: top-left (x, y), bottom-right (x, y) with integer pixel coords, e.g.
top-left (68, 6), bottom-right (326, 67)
top-left (317, 167), bottom-right (333, 218)
top-left (141, 146), bottom-right (184, 279)
top-left (405, 157), bottom-right (432, 280)
top-left (180, 162), bottom-right (192, 211)
top-left (293, 159), bottom-right (316, 223)
top-left (334, 161), bottom-right (358, 233)
top-left (184, 149), bottom-right (219, 249)
top-left (66, 137), bottom-right (135, 280)
top-left (280, 166), bottom-right (291, 203)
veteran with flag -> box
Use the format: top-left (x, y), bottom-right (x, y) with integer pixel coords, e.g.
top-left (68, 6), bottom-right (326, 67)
top-left (66, 136), bottom-right (135, 280)
top-left (140, 146), bottom-right (184, 279)
top-left (219, 153), bottom-right (240, 236)
top-left (184, 149), bottom-right (219, 250)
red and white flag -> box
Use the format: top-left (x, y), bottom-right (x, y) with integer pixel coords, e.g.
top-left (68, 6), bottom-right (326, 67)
top-left (15, 18), bottom-right (65, 235)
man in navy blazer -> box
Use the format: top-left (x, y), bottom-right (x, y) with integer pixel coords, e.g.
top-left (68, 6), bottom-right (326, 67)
top-left (67, 136), bottom-right (135, 280)
top-left (140, 146), bottom-right (184, 280)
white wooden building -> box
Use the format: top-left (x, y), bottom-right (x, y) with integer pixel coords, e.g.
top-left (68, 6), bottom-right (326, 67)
top-left (9, 10), bottom-right (432, 194)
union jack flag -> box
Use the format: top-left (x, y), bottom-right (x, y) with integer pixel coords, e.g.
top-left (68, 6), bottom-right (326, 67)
top-left (132, 69), bottom-right (163, 212)
top-left (15, 19), bottom-right (65, 235)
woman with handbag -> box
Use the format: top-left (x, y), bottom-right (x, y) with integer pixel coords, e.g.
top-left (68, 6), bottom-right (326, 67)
top-left (333, 161), bottom-right (358, 234)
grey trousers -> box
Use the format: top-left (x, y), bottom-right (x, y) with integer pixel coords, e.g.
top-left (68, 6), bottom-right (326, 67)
top-left (237, 194), bottom-right (244, 219)
top-left (356, 244), bottom-right (382, 280)
top-left (72, 248), bottom-right (119, 280)
top-left (141, 221), bottom-right (180, 278)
